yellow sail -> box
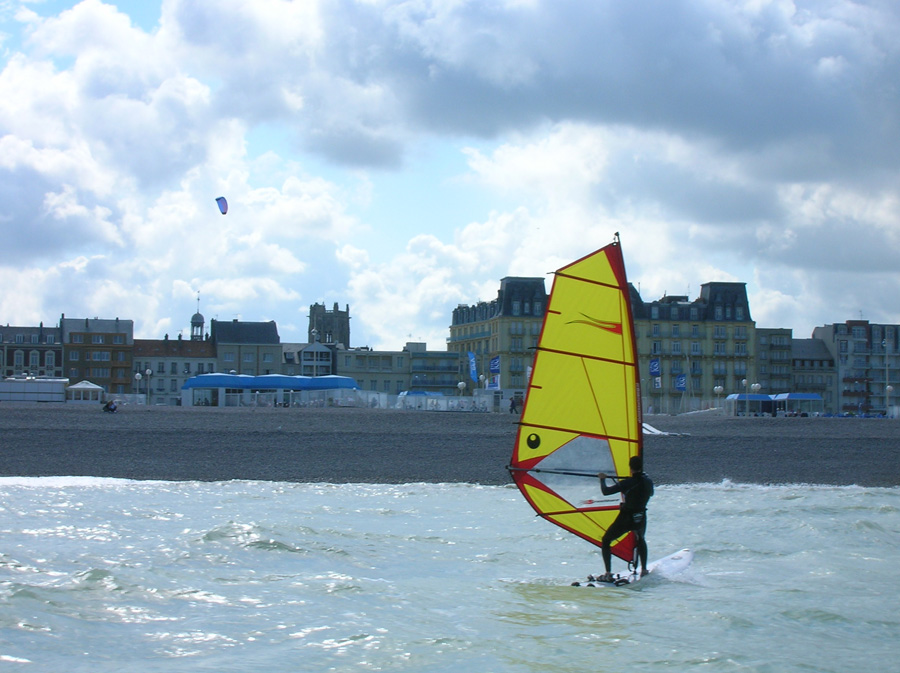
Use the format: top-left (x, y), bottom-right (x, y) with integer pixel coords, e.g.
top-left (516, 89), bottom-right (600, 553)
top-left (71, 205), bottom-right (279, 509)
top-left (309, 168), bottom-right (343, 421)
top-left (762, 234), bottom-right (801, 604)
top-left (508, 235), bottom-right (641, 560)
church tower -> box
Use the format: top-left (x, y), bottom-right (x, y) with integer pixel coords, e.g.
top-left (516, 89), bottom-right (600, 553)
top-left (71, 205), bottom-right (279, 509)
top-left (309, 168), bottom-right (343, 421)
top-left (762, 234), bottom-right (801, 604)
top-left (308, 302), bottom-right (350, 346)
top-left (191, 293), bottom-right (205, 341)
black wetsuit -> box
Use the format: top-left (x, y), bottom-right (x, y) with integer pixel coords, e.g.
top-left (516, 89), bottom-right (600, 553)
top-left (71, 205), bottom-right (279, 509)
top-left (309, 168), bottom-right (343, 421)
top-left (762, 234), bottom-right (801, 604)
top-left (600, 471), bottom-right (654, 573)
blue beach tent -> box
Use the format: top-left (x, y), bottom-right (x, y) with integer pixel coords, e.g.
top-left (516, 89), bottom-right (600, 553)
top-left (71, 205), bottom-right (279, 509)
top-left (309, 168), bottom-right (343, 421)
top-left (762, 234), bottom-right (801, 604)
top-left (182, 373), bottom-right (358, 406)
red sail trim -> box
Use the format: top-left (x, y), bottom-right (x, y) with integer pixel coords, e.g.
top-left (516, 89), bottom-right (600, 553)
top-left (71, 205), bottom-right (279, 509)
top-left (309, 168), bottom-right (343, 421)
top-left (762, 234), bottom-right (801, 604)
top-left (539, 505), bottom-right (619, 517)
top-left (554, 239), bottom-right (628, 290)
top-left (554, 270), bottom-right (622, 291)
top-left (567, 318), bottom-right (623, 334)
top-left (535, 346), bottom-right (636, 367)
top-left (515, 422), bottom-right (640, 447)
top-left (512, 467), bottom-right (636, 560)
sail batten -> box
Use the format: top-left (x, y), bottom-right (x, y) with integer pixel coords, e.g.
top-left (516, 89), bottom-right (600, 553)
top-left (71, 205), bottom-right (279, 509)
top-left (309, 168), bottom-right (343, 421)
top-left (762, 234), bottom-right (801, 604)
top-left (553, 272), bottom-right (622, 290)
top-left (516, 423), bottom-right (640, 445)
top-left (509, 236), bottom-right (641, 562)
top-left (533, 346), bottom-right (635, 367)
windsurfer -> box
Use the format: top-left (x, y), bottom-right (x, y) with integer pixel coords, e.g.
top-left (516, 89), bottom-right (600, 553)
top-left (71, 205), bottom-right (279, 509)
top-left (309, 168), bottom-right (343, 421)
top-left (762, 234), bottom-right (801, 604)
top-left (595, 455), bottom-right (654, 582)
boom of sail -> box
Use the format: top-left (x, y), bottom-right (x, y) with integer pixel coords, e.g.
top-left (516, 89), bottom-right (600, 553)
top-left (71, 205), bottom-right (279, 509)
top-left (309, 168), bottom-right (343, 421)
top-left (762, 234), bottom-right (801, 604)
top-left (508, 235), bottom-right (642, 562)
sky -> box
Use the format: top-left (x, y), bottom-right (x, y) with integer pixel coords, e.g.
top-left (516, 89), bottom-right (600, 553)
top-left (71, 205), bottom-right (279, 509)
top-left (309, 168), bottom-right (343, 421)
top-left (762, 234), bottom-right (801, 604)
top-left (1, 0), bottom-right (899, 349)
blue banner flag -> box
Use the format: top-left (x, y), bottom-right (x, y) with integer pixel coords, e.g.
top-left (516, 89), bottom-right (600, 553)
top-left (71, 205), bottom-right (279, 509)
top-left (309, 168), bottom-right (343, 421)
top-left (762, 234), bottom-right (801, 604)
top-left (649, 358), bottom-right (661, 377)
top-left (468, 352), bottom-right (478, 383)
top-left (490, 356), bottom-right (500, 374)
top-left (675, 374), bottom-right (687, 391)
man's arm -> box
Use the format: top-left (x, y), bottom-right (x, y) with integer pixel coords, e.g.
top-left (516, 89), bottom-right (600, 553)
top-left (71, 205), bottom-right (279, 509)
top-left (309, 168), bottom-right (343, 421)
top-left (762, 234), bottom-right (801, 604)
top-left (598, 473), bottom-right (622, 496)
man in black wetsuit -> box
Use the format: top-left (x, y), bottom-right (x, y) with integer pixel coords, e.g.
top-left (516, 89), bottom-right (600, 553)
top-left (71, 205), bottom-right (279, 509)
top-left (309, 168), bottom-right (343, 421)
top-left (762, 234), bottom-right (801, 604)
top-left (595, 455), bottom-right (654, 582)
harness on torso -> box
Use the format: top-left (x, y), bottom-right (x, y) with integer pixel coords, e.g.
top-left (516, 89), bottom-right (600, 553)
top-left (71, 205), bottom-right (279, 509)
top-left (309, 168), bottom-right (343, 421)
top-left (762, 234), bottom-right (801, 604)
top-left (621, 472), bottom-right (654, 514)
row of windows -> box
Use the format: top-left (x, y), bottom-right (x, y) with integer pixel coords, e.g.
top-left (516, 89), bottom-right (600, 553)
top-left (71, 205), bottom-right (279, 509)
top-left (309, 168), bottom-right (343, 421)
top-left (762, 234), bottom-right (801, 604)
top-left (68, 351), bottom-right (130, 362)
top-left (134, 361), bottom-right (215, 375)
top-left (363, 380), bottom-right (405, 393)
top-left (650, 342), bottom-right (749, 356)
top-left (653, 361), bottom-right (749, 376)
top-left (507, 321), bottom-right (541, 335)
top-left (133, 378), bottom-right (183, 392)
top-left (0, 334), bottom-right (57, 344)
top-left (792, 359), bottom-right (833, 368)
top-left (648, 305), bottom-right (746, 321)
top-left (68, 367), bottom-right (117, 378)
top-left (345, 355), bottom-right (405, 369)
top-left (222, 352), bottom-right (276, 363)
top-left (69, 334), bottom-right (127, 345)
top-left (453, 320), bottom-right (542, 339)
top-left (794, 375), bottom-right (831, 385)
top-left (647, 324), bottom-right (748, 339)
top-left (11, 351), bottom-right (57, 367)
top-left (510, 301), bottom-right (543, 317)
top-left (837, 340), bottom-right (900, 355)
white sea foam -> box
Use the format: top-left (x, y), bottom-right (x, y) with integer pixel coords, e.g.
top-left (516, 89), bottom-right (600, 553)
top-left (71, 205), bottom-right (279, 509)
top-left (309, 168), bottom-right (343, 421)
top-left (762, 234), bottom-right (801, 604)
top-left (1, 480), bottom-right (897, 672)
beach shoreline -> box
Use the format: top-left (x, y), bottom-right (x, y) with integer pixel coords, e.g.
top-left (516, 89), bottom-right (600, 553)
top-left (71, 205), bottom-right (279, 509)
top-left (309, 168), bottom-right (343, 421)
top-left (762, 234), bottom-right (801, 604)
top-left (1, 404), bottom-right (898, 486)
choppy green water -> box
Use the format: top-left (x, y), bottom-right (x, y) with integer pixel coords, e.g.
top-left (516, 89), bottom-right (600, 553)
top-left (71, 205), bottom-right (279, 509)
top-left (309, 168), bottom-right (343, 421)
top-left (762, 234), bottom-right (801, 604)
top-left (1, 479), bottom-right (897, 672)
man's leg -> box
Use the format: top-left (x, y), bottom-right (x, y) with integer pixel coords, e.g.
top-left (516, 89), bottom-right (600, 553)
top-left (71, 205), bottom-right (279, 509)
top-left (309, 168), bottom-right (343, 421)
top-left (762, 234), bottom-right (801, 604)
top-left (633, 514), bottom-right (648, 574)
top-left (599, 512), bottom-right (631, 578)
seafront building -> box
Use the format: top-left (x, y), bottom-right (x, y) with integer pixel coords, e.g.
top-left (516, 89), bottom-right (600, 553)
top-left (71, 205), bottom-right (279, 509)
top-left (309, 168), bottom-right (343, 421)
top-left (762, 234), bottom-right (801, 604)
top-left (60, 316), bottom-right (134, 394)
top-left (282, 342), bottom-right (335, 377)
top-left (0, 323), bottom-right (63, 379)
top-left (756, 328), bottom-right (794, 397)
top-left (811, 320), bottom-right (897, 415)
top-left (632, 282), bottom-right (757, 414)
top-left (336, 342), bottom-right (461, 397)
top-left (209, 319), bottom-right (281, 376)
top-left (4, 281), bottom-right (900, 415)
top-left (791, 338), bottom-right (838, 412)
top-left (133, 336), bottom-right (217, 406)
top-left (447, 277), bottom-right (548, 400)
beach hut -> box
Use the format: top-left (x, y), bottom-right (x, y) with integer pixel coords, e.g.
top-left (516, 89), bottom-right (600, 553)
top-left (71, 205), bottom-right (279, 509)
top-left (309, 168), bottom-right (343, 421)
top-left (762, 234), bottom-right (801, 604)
top-left (725, 393), bottom-right (773, 416)
top-left (771, 392), bottom-right (825, 416)
top-left (0, 377), bottom-right (68, 403)
top-left (66, 380), bottom-right (105, 403)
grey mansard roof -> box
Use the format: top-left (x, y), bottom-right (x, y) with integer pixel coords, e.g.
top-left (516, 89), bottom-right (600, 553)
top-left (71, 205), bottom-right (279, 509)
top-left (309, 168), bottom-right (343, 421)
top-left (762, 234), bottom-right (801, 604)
top-left (792, 338), bottom-right (834, 362)
top-left (210, 319), bottom-right (280, 344)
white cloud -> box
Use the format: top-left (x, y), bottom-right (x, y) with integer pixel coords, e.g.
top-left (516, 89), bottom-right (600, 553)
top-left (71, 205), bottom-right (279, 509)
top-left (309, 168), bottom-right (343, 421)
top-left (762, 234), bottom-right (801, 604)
top-left (1, 0), bottom-right (900, 349)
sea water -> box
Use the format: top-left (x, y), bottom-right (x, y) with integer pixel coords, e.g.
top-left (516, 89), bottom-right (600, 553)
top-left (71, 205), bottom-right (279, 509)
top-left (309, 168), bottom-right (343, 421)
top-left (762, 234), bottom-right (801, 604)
top-left (1, 479), bottom-right (897, 673)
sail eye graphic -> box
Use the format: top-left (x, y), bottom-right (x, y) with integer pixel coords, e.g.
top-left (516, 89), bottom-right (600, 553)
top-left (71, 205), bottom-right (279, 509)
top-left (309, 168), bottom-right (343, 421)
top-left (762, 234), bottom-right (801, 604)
top-left (527, 433), bottom-right (541, 449)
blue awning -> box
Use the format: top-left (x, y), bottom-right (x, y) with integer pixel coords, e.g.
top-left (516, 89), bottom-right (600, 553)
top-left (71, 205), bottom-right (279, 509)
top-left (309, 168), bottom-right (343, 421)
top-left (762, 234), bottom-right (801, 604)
top-left (771, 393), bottom-right (824, 401)
top-left (182, 373), bottom-right (358, 391)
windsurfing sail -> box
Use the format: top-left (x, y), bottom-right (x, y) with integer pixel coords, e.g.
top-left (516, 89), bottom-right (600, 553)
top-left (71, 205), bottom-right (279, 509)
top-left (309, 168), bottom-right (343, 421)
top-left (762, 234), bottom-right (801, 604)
top-left (508, 233), bottom-right (642, 563)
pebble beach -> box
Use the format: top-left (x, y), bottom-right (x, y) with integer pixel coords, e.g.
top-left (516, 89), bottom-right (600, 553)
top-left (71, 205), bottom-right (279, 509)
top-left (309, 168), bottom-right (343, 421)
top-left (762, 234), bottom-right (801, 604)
top-left (1, 404), bottom-right (898, 486)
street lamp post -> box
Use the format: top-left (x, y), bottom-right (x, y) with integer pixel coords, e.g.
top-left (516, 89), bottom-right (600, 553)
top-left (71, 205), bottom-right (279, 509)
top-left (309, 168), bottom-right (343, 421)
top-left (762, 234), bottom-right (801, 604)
top-left (741, 378), bottom-right (748, 416)
top-left (144, 368), bottom-right (152, 406)
top-left (311, 329), bottom-right (319, 378)
top-left (134, 371), bottom-right (142, 403)
top-left (751, 382), bottom-right (761, 415)
top-left (884, 339), bottom-right (892, 417)
top-left (714, 385), bottom-right (723, 413)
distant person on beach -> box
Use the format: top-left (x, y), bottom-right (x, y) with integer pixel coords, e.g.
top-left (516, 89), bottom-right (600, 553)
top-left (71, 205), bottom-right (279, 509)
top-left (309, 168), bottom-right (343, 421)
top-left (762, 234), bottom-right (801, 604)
top-left (509, 397), bottom-right (517, 414)
top-left (595, 455), bottom-right (653, 581)
top-left (102, 400), bottom-right (117, 413)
